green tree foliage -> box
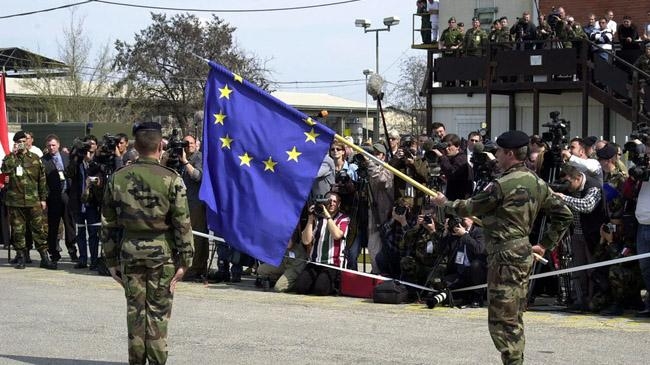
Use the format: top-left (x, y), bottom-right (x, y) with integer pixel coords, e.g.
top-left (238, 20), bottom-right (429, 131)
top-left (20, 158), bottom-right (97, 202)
top-left (114, 13), bottom-right (270, 133)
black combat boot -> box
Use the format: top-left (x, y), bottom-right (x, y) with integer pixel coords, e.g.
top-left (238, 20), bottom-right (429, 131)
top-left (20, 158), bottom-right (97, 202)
top-left (38, 250), bottom-right (58, 270)
top-left (14, 252), bottom-right (25, 270)
top-left (25, 250), bottom-right (32, 264)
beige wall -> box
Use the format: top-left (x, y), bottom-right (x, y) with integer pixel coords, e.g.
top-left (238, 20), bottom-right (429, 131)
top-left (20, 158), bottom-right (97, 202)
top-left (431, 93), bottom-right (634, 143)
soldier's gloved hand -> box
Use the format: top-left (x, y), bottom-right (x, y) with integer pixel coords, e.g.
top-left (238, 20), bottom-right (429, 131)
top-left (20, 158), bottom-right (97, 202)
top-left (109, 267), bottom-right (124, 287)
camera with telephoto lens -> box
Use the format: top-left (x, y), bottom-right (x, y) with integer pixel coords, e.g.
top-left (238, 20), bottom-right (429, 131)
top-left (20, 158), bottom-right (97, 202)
top-left (423, 214), bottom-right (434, 225)
top-left (165, 129), bottom-right (190, 171)
top-left (71, 138), bottom-right (94, 158)
top-left (603, 222), bottom-right (617, 234)
top-left (335, 170), bottom-right (351, 185)
top-left (448, 216), bottom-right (464, 230)
top-left (399, 135), bottom-right (416, 159)
top-left (394, 203), bottom-right (408, 216)
top-left (310, 197), bottom-right (329, 219)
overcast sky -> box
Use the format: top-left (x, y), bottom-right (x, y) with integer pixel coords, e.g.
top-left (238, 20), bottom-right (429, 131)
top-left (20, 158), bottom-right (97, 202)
top-left (2, 0), bottom-right (423, 103)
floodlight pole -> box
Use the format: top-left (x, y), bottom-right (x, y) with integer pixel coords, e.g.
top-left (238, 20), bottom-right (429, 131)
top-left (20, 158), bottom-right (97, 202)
top-left (357, 18), bottom-right (399, 142)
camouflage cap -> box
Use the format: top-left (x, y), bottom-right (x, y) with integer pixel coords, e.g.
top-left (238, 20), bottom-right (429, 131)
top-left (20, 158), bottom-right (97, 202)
top-left (132, 122), bottom-right (162, 136)
top-left (496, 130), bottom-right (529, 149)
top-left (13, 131), bottom-right (26, 142)
top-left (596, 143), bottom-right (617, 160)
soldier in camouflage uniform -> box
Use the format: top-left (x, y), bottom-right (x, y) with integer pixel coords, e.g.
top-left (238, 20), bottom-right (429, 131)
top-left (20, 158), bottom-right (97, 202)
top-left (101, 122), bottom-right (194, 365)
top-left (432, 130), bottom-right (572, 365)
top-left (463, 17), bottom-right (487, 57)
top-left (439, 17), bottom-right (463, 57)
top-left (399, 206), bottom-right (445, 287)
top-left (593, 144), bottom-right (643, 315)
top-left (1, 131), bottom-right (57, 270)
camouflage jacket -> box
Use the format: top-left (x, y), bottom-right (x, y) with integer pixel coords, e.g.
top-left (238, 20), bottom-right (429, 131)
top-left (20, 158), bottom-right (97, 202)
top-left (444, 163), bottom-right (572, 253)
top-left (399, 225), bottom-right (444, 267)
top-left (1, 151), bottom-right (47, 207)
top-left (440, 27), bottom-right (464, 49)
top-left (634, 54), bottom-right (650, 75)
top-left (463, 27), bottom-right (488, 56)
top-left (603, 170), bottom-right (628, 218)
top-left (101, 157), bottom-right (194, 268)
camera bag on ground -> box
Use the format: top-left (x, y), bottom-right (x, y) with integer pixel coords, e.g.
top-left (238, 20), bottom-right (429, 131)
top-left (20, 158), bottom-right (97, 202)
top-left (340, 271), bottom-right (383, 298)
top-left (373, 280), bottom-right (409, 304)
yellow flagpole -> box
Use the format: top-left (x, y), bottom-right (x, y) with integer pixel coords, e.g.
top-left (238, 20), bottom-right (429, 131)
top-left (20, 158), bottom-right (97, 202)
top-left (333, 134), bottom-right (440, 198)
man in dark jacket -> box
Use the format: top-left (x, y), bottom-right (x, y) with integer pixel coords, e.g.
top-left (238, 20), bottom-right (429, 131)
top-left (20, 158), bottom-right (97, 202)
top-left (42, 134), bottom-right (77, 262)
top-left (431, 133), bottom-right (473, 200)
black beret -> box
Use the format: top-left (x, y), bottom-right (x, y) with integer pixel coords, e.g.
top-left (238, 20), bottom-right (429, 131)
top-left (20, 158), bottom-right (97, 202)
top-left (13, 131), bottom-right (26, 142)
top-left (596, 143), bottom-right (617, 160)
top-left (472, 17), bottom-right (479, 22)
top-left (132, 122), bottom-right (162, 135)
top-left (584, 136), bottom-right (598, 147)
top-left (448, 17), bottom-right (456, 23)
top-left (496, 130), bottom-right (529, 149)
top-left (457, 22), bottom-right (465, 27)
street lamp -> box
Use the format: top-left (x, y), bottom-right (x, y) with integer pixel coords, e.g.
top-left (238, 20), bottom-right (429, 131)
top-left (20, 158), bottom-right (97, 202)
top-left (362, 68), bottom-right (374, 142)
top-left (355, 16), bottom-right (399, 142)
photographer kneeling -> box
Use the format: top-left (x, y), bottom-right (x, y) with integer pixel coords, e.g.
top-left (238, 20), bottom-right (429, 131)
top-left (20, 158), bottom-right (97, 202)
top-left (440, 217), bottom-right (487, 307)
top-left (398, 205), bottom-right (444, 290)
top-left (295, 191), bottom-right (350, 296)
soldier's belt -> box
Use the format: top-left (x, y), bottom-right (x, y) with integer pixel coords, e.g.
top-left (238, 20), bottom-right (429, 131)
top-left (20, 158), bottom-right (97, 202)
top-left (486, 237), bottom-right (530, 256)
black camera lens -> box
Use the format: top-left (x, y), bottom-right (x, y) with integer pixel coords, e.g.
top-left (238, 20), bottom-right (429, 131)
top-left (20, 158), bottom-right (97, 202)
top-left (394, 205), bottom-right (407, 215)
top-left (423, 214), bottom-right (433, 225)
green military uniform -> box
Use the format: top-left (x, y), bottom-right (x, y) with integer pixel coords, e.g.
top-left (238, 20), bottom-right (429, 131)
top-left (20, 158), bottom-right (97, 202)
top-left (102, 150), bottom-right (194, 365)
top-left (464, 27), bottom-right (488, 56)
top-left (440, 25), bottom-right (463, 56)
top-left (1, 135), bottom-right (54, 269)
top-left (634, 51), bottom-right (650, 75)
top-left (439, 131), bottom-right (572, 365)
top-left (536, 21), bottom-right (552, 42)
top-left (399, 225), bottom-right (445, 287)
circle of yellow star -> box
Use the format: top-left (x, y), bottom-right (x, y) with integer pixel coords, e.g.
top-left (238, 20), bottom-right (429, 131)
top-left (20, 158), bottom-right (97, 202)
top-left (214, 111), bottom-right (227, 125)
top-left (219, 85), bottom-right (233, 99)
top-left (263, 156), bottom-right (278, 172)
top-left (220, 134), bottom-right (233, 149)
top-left (233, 73), bottom-right (243, 83)
top-left (304, 128), bottom-right (320, 143)
top-left (238, 152), bottom-right (253, 167)
top-left (286, 146), bottom-right (302, 162)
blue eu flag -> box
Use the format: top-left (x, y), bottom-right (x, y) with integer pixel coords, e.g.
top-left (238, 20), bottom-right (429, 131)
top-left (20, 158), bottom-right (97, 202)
top-left (199, 61), bottom-right (335, 266)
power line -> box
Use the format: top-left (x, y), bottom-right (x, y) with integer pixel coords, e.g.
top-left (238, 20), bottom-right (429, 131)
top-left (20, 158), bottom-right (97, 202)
top-left (0, 1), bottom-right (94, 20)
top-left (93, 0), bottom-right (361, 13)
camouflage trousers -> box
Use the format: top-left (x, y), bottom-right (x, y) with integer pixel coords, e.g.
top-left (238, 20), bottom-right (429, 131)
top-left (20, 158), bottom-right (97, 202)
top-left (8, 206), bottom-right (47, 252)
top-left (122, 263), bottom-right (176, 365)
top-left (487, 242), bottom-right (533, 365)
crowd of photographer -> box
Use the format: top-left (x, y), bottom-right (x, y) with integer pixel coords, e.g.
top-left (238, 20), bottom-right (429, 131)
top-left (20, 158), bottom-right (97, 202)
top-left (3, 113), bottom-right (650, 318)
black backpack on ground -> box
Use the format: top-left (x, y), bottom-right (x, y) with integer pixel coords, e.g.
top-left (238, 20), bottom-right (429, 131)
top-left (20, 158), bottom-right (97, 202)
top-left (373, 280), bottom-right (409, 304)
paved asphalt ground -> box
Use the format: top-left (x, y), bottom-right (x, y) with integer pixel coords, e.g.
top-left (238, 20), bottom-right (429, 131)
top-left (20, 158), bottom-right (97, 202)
top-left (1, 254), bottom-right (649, 365)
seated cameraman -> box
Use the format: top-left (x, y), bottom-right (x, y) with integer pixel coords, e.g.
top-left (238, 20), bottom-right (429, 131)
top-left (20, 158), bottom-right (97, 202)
top-left (295, 191), bottom-right (350, 295)
top-left (430, 134), bottom-right (472, 200)
top-left (398, 205), bottom-right (444, 288)
top-left (440, 216), bottom-right (487, 307)
top-left (375, 198), bottom-right (414, 279)
top-left (66, 135), bottom-right (102, 270)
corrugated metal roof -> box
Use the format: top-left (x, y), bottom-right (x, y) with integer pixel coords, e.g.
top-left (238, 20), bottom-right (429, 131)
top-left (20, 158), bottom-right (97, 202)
top-left (271, 91), bottom-right (368, 110)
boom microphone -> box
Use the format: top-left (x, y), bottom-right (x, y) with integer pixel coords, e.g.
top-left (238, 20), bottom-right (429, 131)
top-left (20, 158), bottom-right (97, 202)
top-left (366, 74), bottom-right (385, 100)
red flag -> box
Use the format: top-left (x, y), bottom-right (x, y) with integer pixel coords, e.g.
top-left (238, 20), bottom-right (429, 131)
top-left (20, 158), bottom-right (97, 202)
top-left (0, 73), bottom-right (10, 156)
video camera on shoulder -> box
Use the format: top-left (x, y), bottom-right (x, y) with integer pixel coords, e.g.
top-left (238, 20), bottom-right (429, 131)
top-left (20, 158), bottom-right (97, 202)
top-left (165, 129), bottom-right (190, 171)
top-left (310, 197), bottom-right (329, 219)
top-left (71, 138), bottom-right (94, 158)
